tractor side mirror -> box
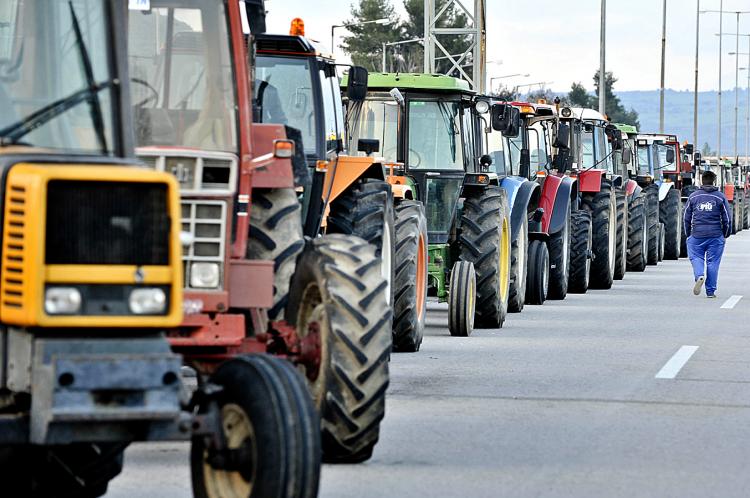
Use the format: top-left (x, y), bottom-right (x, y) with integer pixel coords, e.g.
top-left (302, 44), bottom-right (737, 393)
top-left (684, 143), bottom-right (694, 155)
top-left (479, 154), bottom-right (493, 170)
top-left (621, 148), bottom-right (632, 165)
top-left (244, 0), bottom-right (267, 34)
top-left (553, 122), bottom-right (570, 150)
top-left (693, 151), bottom-right (702, 167)
top-left (347, 66), bottom-right (369, 102)
top-left (491, 104), bottom-right (521, 137)
top-left (357, 138), bottom-right (380, 156)
top-left (666, 148), bottom-right (675, 164)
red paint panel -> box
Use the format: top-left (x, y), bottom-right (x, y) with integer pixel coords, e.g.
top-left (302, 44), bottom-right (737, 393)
top-left (539, 175), bottom-right (562, 233)
top-left (725, 184), bottom-right (735, 202)
top-left (228, 260), bottom-right (274, 308)
top-left (625, 179), bottom-right (638, 196)
top-left (578, 169), bottom-right (605, 192)
top-left (169, 313), bottom-right (246, 347)
top-left (249, 124), bottom-right (295, 189)
top-left (183, 291), bottom-right (229, 313)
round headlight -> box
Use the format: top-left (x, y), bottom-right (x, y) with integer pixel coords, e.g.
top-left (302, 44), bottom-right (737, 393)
top-left (474, 100), bottom-right (490, 114)
top-left (45, 287), bottom-right (82, 315)
top-left (129, 288), bottom-right (167, 315)
top-left (190, 262), bottom-right (220, 288)
top-left (561, 107), bottom-right (572, 118)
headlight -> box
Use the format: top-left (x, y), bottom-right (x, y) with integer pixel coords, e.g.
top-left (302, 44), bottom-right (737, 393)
top-left (129, 288), bottom-right (167, 314)
top-left (45, 287), bottom-right (82, 314)
top-left (190, 262), bottom-right (220, 288)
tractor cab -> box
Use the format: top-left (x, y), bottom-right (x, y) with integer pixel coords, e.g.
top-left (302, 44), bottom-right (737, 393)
top-left (633, 135), bottom-right (677, 188)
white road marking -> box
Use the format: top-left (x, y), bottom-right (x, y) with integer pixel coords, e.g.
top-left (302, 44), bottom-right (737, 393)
top-left (720, 295), bottom-right (743, 309)
top-left (655, 346), bottom-right (699, 379)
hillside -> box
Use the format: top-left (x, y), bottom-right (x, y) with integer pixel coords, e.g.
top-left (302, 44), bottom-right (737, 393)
top-left (617, 89), bottom-right (750, 157)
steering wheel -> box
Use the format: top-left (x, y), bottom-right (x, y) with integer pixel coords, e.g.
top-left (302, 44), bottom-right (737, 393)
top-left (382, 147), bottom-right (423, 168)
top-left (131, 78), bottom-right (159, 108)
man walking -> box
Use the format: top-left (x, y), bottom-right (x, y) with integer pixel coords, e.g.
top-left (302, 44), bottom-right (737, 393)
top-left (683, 170), bottom-right (732, 298)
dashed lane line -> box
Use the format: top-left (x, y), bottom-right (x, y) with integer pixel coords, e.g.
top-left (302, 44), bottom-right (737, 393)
top-left (655, 346), bottom-right (700, 379)
top-left (720, 295), bottom-right (743, 309)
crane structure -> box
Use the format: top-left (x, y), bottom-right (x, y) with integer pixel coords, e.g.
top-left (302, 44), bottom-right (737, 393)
top-left (423, 0), bottom-right (486, 92)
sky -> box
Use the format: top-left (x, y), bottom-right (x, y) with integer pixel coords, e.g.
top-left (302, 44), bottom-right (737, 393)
top-left (265, 0), bottom-right (750, 94)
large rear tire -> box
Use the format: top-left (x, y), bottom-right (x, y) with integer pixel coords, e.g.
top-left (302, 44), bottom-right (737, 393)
top-left (743, 191), bottom-right (749, 229)
top-left (657, 223), bottom-right (665, 262)
top-left (568, 210), bottom-right (592, 294)
top-left (614, 190), bottom-right (628, 280)
top-left (448, 260), bottom-right (476, 337)
top-left (547, 204), bottom-right (570, 300)
top-left (286, 235), bottom-right (391, 463)
top-left (680, 185), bottom-right (698, 257)
top-left (626, 194), bottom-right (648, 272)
top-left (248, 188), bottom-right (305, 320)
top-left (327, 179), bottom-right (396, 306)
top-left (0, 443), bottom-right (127, 498)
top-left (644, 185), bottom-right (660, 265)
top-left (392, 200), bottom-right (428, 352)
top-left (458, 186), bottom-right (511, 329)
top-left (581, 179), bottom-right (616, 289)
top-left (731, 200), bottom-right (738, 235)
top-left (525, 239), bottom-right (549, 305)
top-left (191, 355), bottom-right (320, 498)
top-left (660, 188), bottom-right (682, 260)
top-left (507, 214), bottom-right (528, 313)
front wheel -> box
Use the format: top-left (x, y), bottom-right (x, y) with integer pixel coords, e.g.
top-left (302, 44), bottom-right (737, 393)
top-left (448, 260), bottom-right (476, 337)
top-left (644, 185), bottom-right (660, 265)
top-left (191, 355), bottom-right (320, 498)
top-left (547, 205), bottom-right (570, 300)
top-left (626, 194), bottom-right (648, 272)
top-left (614, 190), bottom-right (628, 279)
top-left (568, 210), bottom-right (593, 294)
top-left (507, 214), bottom-right (528, 313)
top-left (660, 188), bottom-right (681, 260)
top-left (582, 179), bottom-right (616, 289)
top-left (525, 239), bottom-right (549, 305)
top-left (657, 223), bottom-right (665, 262)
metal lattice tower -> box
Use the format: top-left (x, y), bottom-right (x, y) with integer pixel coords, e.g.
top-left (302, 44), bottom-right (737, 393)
top-left (423, 0), bottom-right (486, 92)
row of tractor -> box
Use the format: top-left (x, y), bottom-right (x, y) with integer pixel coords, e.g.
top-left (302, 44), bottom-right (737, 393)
top-left (1, 1), bottom-right (747, 497)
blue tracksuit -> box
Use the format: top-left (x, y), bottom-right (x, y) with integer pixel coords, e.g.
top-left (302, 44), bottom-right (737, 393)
top-left (683, 186), bottom-right (731, 295)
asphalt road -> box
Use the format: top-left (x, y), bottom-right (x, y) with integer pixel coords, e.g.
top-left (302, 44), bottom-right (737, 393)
top-left (108, 231), bottom-right (750, 498)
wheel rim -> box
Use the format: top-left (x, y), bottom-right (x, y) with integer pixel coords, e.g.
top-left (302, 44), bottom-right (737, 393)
top-left (381, 219), bottom-right (393, 304)
top-left (498, 217), bottom-right (511, 302)
top-left (416, 231), bottom-right (427, 321)
top-left (202, 404), bottom-right (256, 498)
top-left (562, 214), bottom-right (570, 277)
top-left (585, 227), bottom-right (592, 286)
top-left (517, 227), bottom-right (527, 284)
top-left (295, 282), bottom-right (328, 407)
top-left (466, 271), bottom-right (475, 332)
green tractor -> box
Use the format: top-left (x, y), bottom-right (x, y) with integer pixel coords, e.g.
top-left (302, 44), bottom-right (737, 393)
top-left (346, 73), bottom-right (512, 337)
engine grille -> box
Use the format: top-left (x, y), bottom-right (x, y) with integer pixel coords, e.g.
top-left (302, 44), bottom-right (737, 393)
top-left (45, 181), bottom-right (170, 265)
top-left (2, 184), bottom-right (27, 309)
top-left (181, 200), bottom-right (226, 289)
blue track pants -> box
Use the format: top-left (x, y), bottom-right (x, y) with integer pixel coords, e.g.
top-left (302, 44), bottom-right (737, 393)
top-left (686, 235), bottom-right (725, 295)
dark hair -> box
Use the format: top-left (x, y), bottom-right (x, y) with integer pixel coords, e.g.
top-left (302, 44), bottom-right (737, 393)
top-left (702, 170), bottom-right (716, 185)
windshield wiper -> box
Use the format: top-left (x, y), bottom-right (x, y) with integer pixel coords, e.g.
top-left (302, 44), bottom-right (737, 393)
top-left (0, 1), bottom-right (110, 151)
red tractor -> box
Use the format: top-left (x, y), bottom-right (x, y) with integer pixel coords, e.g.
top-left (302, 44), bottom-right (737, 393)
top-left (129, 1), bottom-right (391, 487)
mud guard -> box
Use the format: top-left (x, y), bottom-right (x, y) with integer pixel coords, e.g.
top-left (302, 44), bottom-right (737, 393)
top-left (577, 168), bottom-right (606, 193)
top-left (500, 176), bottom-right (539, 242)
top-left (548, 176), bottom-right (576, 235)
top-left (657, 181), bottom-right (674, 202)
top-left (625, 179), bottom-right (641, 203)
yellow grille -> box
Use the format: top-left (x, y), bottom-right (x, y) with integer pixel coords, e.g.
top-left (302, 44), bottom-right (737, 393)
top-left (2, 183), bottom-right (27, 310)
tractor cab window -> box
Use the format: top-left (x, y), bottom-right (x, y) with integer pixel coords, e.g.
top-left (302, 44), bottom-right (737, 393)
top-left (255, 56), bottom-right (316, 155)
top-left (594, 125), bottom-right (613, 173)
top-left (507, 134), bottom-right (523, 176)
top-left (487, 129), bottom-right (511, 177)
top-left (0, 0), bottom-right (117, 154)
top-left (408, 99), bottom-right (464, 170)
top-left (581, 126), bottom-right (595, 168)
top-left (129, 3), bottom-right (237, 153)
top-left (319, 68), bottom-right (343, 153)
top-left (528, 122), bottom-right (549, 172)
top-left (656, 143), bottom-right (676, 171)
top-left (347, 98), bottom-right (399, 162)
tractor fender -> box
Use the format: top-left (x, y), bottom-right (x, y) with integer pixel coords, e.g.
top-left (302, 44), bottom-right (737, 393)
top-left (624, 178), bottom-right (640, 197)
top-left (577, 168), bottom-right (607, 193)
top-left (389, 182), bottom-right (414, 200)
top-left (657, 181), bottom-right (674, 202)
top-left (323, 156), bottom-right (385, 204)
top-left (500, 176), bottom-right (539, 242)
top-left (538, 174), bottom-right (563, 233)
top-left (249, 123), bottom-right (295, 189)
top-left (548, 175), bottom-right (576, 235)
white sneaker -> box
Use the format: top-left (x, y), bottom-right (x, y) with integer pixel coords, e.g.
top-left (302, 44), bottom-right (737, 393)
top-left (693, 276), bottom-right (705, 295)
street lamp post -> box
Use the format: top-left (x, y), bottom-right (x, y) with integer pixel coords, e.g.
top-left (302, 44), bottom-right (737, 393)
top-left (659, 0), bottom-right (667, 133)
top-left (599, 0), bottom-right (606, 115)
top-left (731, 43), bottom-right (750, 164)
top-left (489, 73), bottom-right (530, 94)
top-left (331, 18), bottom-right (391, 57)
top-left (694, 0), bottom-right (700, 149)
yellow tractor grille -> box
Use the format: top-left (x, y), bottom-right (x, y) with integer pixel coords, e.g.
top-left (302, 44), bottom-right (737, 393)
top-left (3, 184), bottom-right (27, 309)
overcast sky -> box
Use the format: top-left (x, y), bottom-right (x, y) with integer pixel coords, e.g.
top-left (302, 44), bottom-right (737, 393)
top-left (265, 0), bottom-right (750, 94)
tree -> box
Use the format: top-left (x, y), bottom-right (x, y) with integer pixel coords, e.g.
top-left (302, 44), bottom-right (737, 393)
top-left (525, 87), bottom-right (555, 104)
top-left (701, 142), bottom-right (715, 157)
top-left (341, 0), bottom-right (400, 71)
top-left (568, 82), bottom-right (593, 108)
top-left (489, 83), bottom-right (517, 102)
top-left (591, 70), bottom-right (640, 128)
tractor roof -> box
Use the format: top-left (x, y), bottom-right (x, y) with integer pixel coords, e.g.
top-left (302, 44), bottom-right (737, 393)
top-left (255, 34), bottom-right (333, 60)
top-left (361, 73), bottom-right (473, 93)
top-left (613, 123), bottom-right (638, 134)
top-left (637, 133), bottom-right (679, 144)
top-left (559, 106), bottom-right (608, 122)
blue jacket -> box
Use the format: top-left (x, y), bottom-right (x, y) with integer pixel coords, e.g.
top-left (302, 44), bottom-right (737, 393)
top-left (683, 186), bottom-right (731, 239)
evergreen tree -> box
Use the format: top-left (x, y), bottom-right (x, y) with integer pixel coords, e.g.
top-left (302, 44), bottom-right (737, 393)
top-left (341, 0), bottom-right (400, 71)
top-left (592, 70), bottom-right (640, 128)
top-left (568, 82), bottom-right (593, 108)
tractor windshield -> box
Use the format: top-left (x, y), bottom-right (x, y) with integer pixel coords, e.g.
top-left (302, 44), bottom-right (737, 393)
top-left (637, 145), bottom-right (653, 176)
top-left (408, 100), bottom-right (464, 169)
top-left (254, 55), bottom-right (317, 155)
top-left (0, 0), bottom-right (117, 154)
top-left (347, 98), bottom-right (399, 162)
top-left (128, 2), bottom-right (237, 153)
top-left (656, 143), bottom-right (676, 171)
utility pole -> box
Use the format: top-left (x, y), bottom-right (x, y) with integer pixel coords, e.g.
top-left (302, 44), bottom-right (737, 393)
top-left (660, 0), bottom-right (667, 133)
top-left (599, 0), bottom-right (606, 115)
top-left (694, 0), bottom-right (700, 149)
top-left (735, 12), bottom-right (740, 158)
top-left (719, 1), bottom-right (723, 157)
